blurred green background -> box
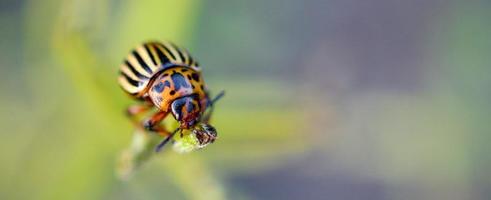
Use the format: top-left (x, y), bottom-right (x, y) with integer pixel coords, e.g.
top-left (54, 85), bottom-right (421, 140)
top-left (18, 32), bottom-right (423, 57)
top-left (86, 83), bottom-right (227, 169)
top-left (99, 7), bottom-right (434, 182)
top-left (0, 0), bottom-right (490, 199)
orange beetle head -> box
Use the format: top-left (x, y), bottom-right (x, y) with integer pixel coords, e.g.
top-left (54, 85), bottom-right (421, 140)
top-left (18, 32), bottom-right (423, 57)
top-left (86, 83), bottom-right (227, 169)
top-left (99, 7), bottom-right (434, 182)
top-left (170, 95), bottom-right (201, 129)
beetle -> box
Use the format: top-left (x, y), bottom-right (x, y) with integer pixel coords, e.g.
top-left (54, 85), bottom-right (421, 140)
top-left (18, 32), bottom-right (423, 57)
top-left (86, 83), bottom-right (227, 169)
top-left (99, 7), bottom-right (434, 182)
top-left (118, 41), bottom-right (223, 151)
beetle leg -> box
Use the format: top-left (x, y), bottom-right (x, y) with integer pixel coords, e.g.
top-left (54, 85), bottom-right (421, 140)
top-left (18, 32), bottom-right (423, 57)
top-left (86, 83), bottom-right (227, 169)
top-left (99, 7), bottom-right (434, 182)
top-left (155, 127), bottom-right (180, 152)
top-left (149, 123), bottom-right (171, 137)
top-left (126, 103), bottom-right (154, 130)
top-left (131, 113), bottom-right (170, 137)
top-left (126, 103), bottom-right (152, 117)
top-left (143, 111), bottom-right (168, 133)
top-left (127, 103), bottom-right (171, 137)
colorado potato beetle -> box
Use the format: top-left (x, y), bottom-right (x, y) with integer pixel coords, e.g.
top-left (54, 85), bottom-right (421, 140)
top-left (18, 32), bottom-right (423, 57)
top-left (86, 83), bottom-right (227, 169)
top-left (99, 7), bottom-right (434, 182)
top-left (118, 41), bottom-right (223, 151)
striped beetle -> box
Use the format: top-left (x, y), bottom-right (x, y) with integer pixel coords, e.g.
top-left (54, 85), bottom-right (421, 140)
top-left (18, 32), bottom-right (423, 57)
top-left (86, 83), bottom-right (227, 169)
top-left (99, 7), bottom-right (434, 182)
top-left (118, 41), bottom-right (223, 151)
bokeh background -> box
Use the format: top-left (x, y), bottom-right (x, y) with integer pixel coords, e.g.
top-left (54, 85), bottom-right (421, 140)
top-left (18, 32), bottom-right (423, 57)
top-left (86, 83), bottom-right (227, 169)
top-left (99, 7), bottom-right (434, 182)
top-left (1, 0), bottom-right (490, 199)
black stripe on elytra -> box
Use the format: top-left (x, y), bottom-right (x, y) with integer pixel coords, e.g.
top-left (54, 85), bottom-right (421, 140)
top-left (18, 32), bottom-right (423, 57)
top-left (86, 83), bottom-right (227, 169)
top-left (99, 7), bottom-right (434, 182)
top-left (132, 50), bottom-right (153, 74)
top-left (120, 72), bottom-right (140, 87)
top-left (171, 73), bottom-right (190, 91)
top-left (153, 44), bottom-right (171, 66)
top-left (169, 43), bottom-right (186, 62)
top-left (183, 49), bottom-right (193, 65)
top-left (156, 43), bottom-right (176, 61)
top-left (188, 56), bottom-right (195, 66)
top-left (125, 61), bottom-right (149, 79)
top-left (143, 44), bottom-right (157, 66)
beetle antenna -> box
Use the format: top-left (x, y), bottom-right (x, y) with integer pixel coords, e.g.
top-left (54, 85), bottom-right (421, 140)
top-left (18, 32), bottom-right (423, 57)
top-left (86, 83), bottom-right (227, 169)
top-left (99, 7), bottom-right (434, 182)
top-left (155, 127), bottom-right (179, 152)
top-left (202, 90), bottom-right (225, 123)
top-left (209, 90), bottom-right (225, 107)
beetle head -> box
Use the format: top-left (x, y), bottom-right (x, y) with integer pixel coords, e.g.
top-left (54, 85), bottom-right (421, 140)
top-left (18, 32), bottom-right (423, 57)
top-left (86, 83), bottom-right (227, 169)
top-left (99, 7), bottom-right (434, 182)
top-left (170, 95), bottom-right (201, 129)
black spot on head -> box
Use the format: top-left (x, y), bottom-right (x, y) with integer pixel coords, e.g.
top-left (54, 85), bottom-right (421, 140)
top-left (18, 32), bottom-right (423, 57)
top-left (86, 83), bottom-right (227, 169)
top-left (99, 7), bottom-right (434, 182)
top-left (200, 85), bottom-right (204, 90)
top-left (171, 73), bottom-right (190, 90)
top-left (153, 82), bottom-right (165, 93)
top-left (170, 90), bottom-right (176, 95)
top-left (163, 73), bottom-right (168, 77)
top-left (187, 74), bottom-right (192, 80)
top-left (192, 85), bottom-right (195, 89)
top-left (181, 69), bottom-right (188, 72)
top-left (191, 73), bottom-right (200, 82)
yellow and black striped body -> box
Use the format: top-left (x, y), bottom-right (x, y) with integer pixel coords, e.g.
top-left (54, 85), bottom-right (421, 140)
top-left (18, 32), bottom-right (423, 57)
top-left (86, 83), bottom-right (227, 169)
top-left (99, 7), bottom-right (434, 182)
top-left (118, 41), bottom-right (201, 98)
top-left (118, 41), bottom-right (209, 129)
